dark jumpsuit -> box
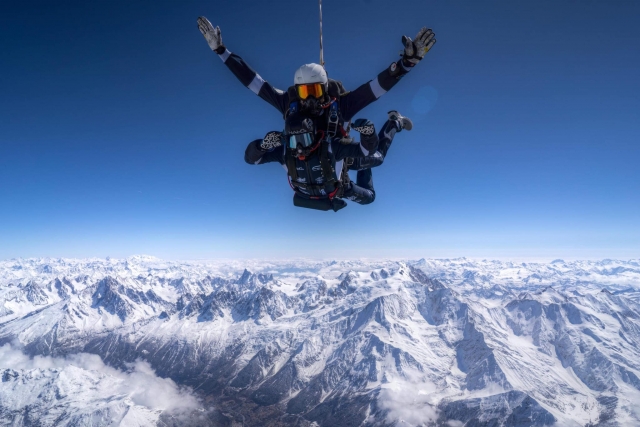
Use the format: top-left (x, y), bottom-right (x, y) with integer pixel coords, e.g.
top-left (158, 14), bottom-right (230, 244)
top-left (244, 129), bottom-right (384, 206)
top-left (214, 48), bottom-right (414, 122)
top-left (215, 47), bottom-right (413, 206)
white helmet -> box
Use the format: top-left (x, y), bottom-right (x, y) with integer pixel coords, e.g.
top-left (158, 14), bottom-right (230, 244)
top-left (293, 63), bottom-right (328, 85)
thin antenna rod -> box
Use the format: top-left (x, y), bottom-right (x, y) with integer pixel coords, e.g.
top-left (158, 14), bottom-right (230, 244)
top-left (319, 0), bottom-right (324, 66)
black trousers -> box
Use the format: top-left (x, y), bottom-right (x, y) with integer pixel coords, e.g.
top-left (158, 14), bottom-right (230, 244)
top-left (342, 168), bottom-right (375, 205)
top-left (342, 120), bottom-right (398, 205)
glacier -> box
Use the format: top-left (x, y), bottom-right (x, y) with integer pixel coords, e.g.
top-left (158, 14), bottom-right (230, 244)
top-left (1, 256), bottom-right (639, 426)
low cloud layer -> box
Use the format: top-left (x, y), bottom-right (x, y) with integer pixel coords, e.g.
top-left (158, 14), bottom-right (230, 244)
top-left (0, 343), bottom-right (201, 414)
top-left (378, 376), bottom-right (440, 426)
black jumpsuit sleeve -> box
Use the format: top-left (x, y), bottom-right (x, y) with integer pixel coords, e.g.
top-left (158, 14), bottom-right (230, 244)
top-left (244, 139), bottom-right (286, 165)
top-left (339, 59), bottom-right (413, 121)
top-left (217, 48), bottom-right (290, 116)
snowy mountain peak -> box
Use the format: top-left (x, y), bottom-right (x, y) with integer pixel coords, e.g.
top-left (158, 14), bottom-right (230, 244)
top-left (1, 257), bottom-right (639, 426)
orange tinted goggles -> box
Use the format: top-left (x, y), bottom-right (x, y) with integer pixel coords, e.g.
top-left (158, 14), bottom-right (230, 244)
top-left (296, 83), bottom-right (325, 100)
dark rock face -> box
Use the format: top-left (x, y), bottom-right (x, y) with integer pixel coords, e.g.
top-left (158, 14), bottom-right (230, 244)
top-left (81, 333), bottom-right (246, 397)
top-left (456, 321), bottom-right (510, 391)
top-left (287, 352), bottom-right (351, 415)
top-left (351, 295), bottom-right (411, 333)
top-left (594, 395), bottom-right (618, 426)
top-left (329, 272), bottom-right (357, 298)
top-left (571, 348), bottom-right (616, 392)
top-left (252, 363), bottom-right (298, 405)
top-left (197, 293), bottom-right (225, 322)
top-left (52, 278), bottom-right (75, 299)
top-left (180, 293), bottom-right (205, 319)
top-left (91, 277), bottom-right (133, 321)
top-left (23, 281), bottom-right (49, 306)
top-left (157, 409), bottom-right (233, 427)
top-left (241, 287), bottom-right (291, 322)
top-left (231, 344), bottom-right (284, 389)
top-left (419, 285), bottom-right (465, 328)
top-left (409, 265), bottom-right (440, 289)
top-left (439, 391), bottom-right (556, 426)
top-left (2, 369), bottom-right (19, 382)
top-left (306, 393), bottom-right (377, 427)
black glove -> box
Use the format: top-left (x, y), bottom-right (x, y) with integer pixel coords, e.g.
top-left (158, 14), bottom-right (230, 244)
top-left (260, 131), bottom-right (283, 151)
top-left (402, 27), bottom-right (436, 67)
top-left (351, 119), bottom-right (375, 136)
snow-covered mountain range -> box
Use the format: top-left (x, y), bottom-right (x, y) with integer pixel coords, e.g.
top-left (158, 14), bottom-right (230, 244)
top-left (1, 256), bottom-right (639, 426)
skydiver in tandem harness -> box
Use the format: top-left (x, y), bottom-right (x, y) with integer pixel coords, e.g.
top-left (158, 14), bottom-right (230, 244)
top-left (245, 111), bottom-right (406, 211)
top-left (197, 12), bottom-right (436, 211)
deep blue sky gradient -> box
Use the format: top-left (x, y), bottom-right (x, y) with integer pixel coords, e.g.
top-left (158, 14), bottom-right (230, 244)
top-left (1, 0), bottom-right (639, 259)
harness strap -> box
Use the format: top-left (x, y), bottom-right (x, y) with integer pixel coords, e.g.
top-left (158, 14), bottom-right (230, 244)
top-left (326, 100), bottom-right (339, 137)
top-left (286, 153), bottom-right (299, 183)
top-left (319, 141), bottom-right (339, 198)
top-left (285, 141), bottom-right (341, 200)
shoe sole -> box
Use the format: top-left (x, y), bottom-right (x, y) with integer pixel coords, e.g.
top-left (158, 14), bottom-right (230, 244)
top-left (387, 110), bottom-right (413, 131)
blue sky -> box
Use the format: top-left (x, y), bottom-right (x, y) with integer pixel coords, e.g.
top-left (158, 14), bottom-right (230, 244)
top-left (1, 0), bottom-right (639, 260)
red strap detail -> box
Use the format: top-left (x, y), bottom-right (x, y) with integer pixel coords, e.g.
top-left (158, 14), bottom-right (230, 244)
top-left (306, 130), bottom-right (324, 156)
top-left (320, 97), bottom-right (337, 109)
top-left (328, 187), bottom-right (340, 200)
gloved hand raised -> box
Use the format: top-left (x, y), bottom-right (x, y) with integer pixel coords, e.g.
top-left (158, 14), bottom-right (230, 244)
top-left (197, 17), bottom-right (224, 53)
top-left (260, 131), bottom-right (283, 152)
top-left (351, 119), bottom-right (375, 136)
top-left (402, 27), bottom-right (436, 67)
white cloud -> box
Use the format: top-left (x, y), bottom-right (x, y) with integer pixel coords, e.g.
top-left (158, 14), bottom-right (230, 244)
top-left (0, 343), bottom-right (201, 414)
top-left (378, 376), bottom-right (440, 427)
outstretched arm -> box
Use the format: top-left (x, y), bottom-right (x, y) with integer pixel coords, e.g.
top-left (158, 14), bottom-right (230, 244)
top-left (339, 28), bottom-right (436, 121)
top-left (244, 132), bottom-right (286, 165)
top-left (198, 17), bottom-right (290, 116)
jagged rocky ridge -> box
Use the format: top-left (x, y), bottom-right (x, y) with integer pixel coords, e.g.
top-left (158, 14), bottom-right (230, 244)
top-left (1, 257), bottom-right (640, 426)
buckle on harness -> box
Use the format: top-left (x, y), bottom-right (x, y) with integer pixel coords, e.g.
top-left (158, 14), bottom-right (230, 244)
top-left (326, 100), bottom-right (339, 137)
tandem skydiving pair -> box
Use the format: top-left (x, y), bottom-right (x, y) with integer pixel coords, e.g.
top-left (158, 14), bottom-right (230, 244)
top-left (197, 17), bottom-right (436, 212)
